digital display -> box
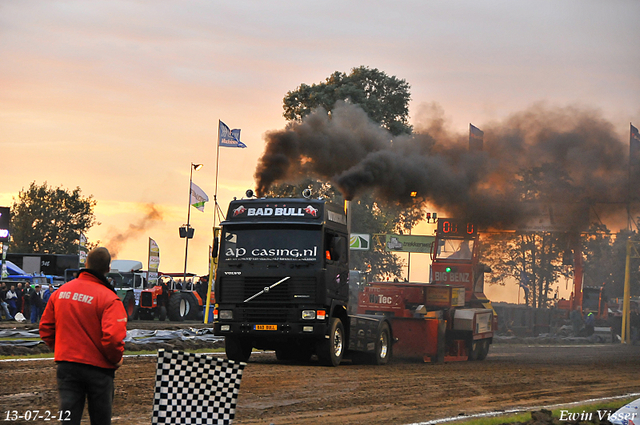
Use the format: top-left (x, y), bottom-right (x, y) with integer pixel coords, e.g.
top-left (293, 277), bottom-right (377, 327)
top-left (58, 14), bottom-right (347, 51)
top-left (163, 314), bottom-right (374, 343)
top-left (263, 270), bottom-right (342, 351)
top-left (0, 207), bottom-right (9, 243)
top-left (436, 218), bottom-right (476, 237)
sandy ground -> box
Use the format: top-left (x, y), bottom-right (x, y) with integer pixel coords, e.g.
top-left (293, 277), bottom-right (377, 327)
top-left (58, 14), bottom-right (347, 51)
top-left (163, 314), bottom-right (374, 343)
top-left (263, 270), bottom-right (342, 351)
top-left (1, 320), bottom-right (639, 425)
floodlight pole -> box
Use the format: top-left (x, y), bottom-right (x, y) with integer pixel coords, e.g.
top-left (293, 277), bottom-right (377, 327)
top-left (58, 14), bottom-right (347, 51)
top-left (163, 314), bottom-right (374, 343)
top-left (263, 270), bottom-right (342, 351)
top-left (183, 163), bottom-right (202, 284)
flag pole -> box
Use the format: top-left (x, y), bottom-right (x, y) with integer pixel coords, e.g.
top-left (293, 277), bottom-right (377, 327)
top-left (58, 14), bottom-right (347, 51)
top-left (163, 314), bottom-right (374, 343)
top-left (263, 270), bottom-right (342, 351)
top-left (183, 163), bottom-right (195, 284)
top-left (214, 120), bottom-right (222, 229)
top-left (205, 121), bottom-right (223, 324)
top-left (629, 123), bottom-right (636, 231)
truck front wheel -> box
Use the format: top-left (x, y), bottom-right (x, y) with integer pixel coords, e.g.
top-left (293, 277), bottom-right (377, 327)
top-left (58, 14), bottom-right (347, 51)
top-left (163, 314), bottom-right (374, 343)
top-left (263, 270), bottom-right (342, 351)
top-left (225, 336), bottom-right (252, 363)
top-left (317, 318), bottom-right (344, 367)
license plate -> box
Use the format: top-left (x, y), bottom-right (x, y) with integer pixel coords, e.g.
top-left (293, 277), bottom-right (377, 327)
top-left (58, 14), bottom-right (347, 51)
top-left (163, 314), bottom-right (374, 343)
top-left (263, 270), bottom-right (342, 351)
top-left (254, 324), bottom-right (277, 331)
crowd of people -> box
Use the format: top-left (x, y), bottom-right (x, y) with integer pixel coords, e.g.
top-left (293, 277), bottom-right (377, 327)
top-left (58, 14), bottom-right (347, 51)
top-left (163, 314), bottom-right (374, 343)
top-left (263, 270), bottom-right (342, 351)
top-left (0, 281), bottom-right (55, 323)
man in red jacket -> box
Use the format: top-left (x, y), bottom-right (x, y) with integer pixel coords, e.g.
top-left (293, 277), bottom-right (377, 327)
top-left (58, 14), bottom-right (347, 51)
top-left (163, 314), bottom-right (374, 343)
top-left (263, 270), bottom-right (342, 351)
top-left (40, 247), bottom-right (127, 425)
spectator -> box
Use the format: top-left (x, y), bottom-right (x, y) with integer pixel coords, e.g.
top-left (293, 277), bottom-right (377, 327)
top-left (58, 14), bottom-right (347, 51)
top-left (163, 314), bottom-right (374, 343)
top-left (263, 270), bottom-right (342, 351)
top-left (43, 284), bottom-right (55, 307)
top-left (29, 284), bottom-right (44, 324)
top-left (5, 284), bottom-right (18, 317)
top-left (630, 304), bottom-right (640, 345)
top-left (570, 308), bottom-right (582, 336)
top-left (23, 284), bottom-right (32, 319)
top-left (15, 282), bottom-right (24, 314)
top-left (0, 283), bottom-right (14, 321)
top-left (40, 247), bottom-right (127, 425)
top-left (584, 308), bottom-right (595, 337)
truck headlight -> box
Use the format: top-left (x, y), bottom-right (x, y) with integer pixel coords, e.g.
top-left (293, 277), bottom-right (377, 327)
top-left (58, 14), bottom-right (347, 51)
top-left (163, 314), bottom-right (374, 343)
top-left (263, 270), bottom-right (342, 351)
top-left (219, 310), bottom-right (233, 320)
top-left (301, 310), bottom-right (316, 320)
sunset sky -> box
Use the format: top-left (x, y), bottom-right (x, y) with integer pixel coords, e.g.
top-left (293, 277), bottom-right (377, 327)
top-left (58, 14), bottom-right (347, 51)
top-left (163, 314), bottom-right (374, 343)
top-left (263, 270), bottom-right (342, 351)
top-left (1, 1), bottom-right (638, 302)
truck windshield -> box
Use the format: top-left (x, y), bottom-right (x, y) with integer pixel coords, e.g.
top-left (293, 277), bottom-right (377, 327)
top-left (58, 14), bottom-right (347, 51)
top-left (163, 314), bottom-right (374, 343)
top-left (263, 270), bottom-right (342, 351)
top-left (435, 238), bottom-right (474, 260)
top-left (221, 226), bottom-right (321, 263)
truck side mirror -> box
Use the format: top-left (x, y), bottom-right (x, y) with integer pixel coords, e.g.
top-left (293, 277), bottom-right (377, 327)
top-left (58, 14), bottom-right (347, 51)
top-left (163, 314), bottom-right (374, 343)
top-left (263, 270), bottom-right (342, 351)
top-left (212, 236), bottom-right (219, 258)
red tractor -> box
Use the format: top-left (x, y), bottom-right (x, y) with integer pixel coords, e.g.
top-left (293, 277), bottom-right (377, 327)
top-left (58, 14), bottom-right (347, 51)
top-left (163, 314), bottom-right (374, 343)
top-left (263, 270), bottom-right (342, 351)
top-left (138, 274), bottom-right (208, 321)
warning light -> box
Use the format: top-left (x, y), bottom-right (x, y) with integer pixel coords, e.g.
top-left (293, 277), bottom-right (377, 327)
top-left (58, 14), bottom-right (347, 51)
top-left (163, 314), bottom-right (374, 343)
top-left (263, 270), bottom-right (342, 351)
top-left (445, 267), bottom-right (452, 273)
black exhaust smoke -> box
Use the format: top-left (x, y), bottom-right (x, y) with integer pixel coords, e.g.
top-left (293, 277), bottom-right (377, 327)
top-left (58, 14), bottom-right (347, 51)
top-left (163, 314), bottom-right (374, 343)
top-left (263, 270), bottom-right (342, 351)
top-left (254, 102), bottom-right (629, 230)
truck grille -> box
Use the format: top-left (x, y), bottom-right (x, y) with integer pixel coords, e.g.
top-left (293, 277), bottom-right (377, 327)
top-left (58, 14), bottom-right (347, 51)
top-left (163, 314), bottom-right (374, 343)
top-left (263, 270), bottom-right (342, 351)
top-left (219, 276), bottom-right (317, 304)
top-left (240, 307), bottom-right (290, 323)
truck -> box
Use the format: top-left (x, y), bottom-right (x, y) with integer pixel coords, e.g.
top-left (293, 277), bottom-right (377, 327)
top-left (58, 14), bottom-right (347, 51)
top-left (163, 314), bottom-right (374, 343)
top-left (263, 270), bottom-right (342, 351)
top-left (1, 260), bottom-right (51, 287)
top-left (6, 253), bottom-right (79, 279)
top-left (213, 196), bottom-right (496, 366)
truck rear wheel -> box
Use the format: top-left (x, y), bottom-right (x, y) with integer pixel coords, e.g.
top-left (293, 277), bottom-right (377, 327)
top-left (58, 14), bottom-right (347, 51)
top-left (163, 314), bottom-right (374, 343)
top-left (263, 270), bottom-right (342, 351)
top-left (317, 318), bottom-right (344, 367)
top-left (225, 336), bottom-right (252, 363)
top-left (372, 322), bottom-right (391, 365)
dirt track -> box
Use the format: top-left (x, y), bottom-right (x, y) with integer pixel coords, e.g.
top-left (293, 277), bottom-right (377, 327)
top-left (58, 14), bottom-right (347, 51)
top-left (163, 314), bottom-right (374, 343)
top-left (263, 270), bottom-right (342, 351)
top-left (1, 338), bottom-right (639, 425)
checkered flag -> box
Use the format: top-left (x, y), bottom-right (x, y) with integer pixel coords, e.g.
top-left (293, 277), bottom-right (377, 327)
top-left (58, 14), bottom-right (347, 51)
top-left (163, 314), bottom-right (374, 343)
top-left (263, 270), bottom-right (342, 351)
top-left (152, 349), bottom-right (246, 424)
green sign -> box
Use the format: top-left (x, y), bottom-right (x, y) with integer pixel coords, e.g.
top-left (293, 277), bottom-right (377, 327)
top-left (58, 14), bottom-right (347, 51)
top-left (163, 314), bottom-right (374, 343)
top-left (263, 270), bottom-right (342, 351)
top-left (350, 234), bottom-right (370, 251)
top-left (385, 234), bottom-right (435, 253)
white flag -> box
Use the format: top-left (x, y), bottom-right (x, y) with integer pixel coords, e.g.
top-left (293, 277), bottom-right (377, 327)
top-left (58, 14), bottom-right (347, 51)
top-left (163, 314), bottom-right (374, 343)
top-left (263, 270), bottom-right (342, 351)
top-left (190, 182), bottom-right (209, 212)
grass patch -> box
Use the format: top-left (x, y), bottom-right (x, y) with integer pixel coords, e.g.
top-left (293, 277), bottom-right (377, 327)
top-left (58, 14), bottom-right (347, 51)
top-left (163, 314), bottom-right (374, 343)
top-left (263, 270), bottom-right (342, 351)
top-left (124, 347), bottom-right (226, 357)
top-left (0, 347), bottom-right (226, 361)
top-left (0, 352), bottom-right (55, 360)
top-left (455, 398), bottom-right (637, 425)
top-left (0, 338), bottom-right (41, 341)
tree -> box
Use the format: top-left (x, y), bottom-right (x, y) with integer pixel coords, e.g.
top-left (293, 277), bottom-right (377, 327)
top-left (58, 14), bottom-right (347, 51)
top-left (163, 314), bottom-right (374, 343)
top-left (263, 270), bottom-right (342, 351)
top-left (266, 66), bottom-right (417, 280)
top-left (10, 182), bottom-right (98, 254)
top-left (482, 165), bottom-right (575, 307)
top-left (283, 66), bottom-right (412, 136)
top-left (483, 231), bottom-right (566, 307)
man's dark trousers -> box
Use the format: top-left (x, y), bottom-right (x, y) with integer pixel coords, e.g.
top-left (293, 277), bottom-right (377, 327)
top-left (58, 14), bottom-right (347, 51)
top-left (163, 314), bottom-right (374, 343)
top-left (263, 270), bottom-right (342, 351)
top-left (57, 361), bottom-right (115, 425)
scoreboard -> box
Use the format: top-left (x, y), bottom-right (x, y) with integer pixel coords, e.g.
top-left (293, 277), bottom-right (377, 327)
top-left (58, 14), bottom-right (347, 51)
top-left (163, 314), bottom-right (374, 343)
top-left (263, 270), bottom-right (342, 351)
top-left (436, 218), bottom-right (476, 237)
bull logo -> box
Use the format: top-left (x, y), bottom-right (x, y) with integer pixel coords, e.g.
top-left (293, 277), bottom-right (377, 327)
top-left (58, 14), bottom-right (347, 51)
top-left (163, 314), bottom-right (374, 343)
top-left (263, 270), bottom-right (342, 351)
top-left (304, 205), bottom-right (318, 217)
top-left (233, 205), bottom-right (246, 217)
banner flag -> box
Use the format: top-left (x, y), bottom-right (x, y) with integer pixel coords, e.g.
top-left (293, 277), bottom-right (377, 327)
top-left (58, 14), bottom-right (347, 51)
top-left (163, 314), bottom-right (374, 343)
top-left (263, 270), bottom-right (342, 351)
top-left (148, 238), bottom-right (160, 285)
top-left (152, 349), bottom-right (245, 424)
top-left (219, 121), bottom-right (246, 148)
top-left (630, 124), bottom-right (640, 162)
top-left (191, 182), bottom-right (209, 212)
top-left (469, 124), bottom-right (484, 151)
top-left (78, 233), bottom-right (88, 268)
top-left (1, 244), bottom-right (7, 278)
top-left (630, 124), bottom-right (640, 200)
